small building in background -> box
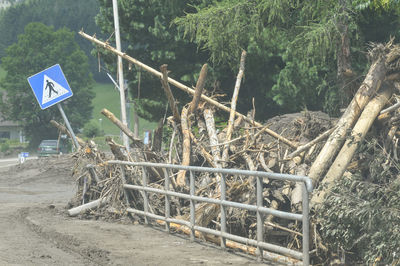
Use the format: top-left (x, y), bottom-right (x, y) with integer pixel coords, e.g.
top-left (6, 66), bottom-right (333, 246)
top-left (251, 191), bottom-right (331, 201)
top-left (0, 114), bottom-right (25, 142)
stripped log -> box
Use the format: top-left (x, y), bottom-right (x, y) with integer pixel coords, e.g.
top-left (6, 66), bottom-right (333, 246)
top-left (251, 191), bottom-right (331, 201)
top-left (313, 82), bottom-right (394, 205)
top-left (176, 107), bottom-right (190, 186)
top-left (308, 53), bottom-right (387, 186)
top-left (204, 109), bottom-right (222, 168)
top-left (101, 108), bottom-right (144, 149)
top-left (222, 51), bottom-right (246, 167)
top-left (68, 197), bottom-right (109, 216)
top-left (160, 64), bottom-right (180, 123)
top-left (79, 31), bottom-right (297, 149)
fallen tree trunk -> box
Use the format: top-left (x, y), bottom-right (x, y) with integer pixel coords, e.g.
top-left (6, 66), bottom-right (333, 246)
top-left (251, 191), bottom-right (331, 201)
top-left (308, 52), bottom-right (387, 186)
top-left (68, 197), bottom-right (109, 216)
top-left (313, 82), bottom-right (394, 205)
top-left (79, 31), bottom-right (297, 149)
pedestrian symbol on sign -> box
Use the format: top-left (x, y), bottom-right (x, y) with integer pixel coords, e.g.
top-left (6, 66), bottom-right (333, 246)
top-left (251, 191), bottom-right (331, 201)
top-left (41, 74), bottom-right (69, 105)
top-left (44, 79), bottom-right (58, 98)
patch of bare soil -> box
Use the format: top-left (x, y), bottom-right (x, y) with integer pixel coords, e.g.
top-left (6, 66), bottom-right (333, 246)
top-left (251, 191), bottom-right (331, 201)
top-left (0, 155), bottom-right (268, 265)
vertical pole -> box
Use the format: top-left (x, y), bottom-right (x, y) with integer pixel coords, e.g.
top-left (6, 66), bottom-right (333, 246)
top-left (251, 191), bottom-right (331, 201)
top-left (256, 175), bottom-right (264, 261)
top-left (142, 166), bottom-right (149, 224)
top-left (189, 170), bottom-right (195, 242)
top-left (57, 103), bottom-right (79, 149)
top-left (302, 183), bottom-right (310, 266)
top-left (220, 174), bottom-right (226, 249)
top-left (164, 168), bottom-right (170, 233)
top-left (112, 0), bottom-right (129, 151)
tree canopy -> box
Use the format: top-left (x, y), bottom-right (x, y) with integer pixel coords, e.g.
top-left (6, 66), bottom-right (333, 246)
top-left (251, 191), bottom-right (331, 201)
top-left (0, 22), bottom-right (94, 147)
top-left (0, 0), bottom-right (103, 80)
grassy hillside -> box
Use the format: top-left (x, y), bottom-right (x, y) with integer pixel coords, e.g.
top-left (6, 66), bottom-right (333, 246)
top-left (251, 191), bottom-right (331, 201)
top-left (90, 82), bottom-right (157, 137)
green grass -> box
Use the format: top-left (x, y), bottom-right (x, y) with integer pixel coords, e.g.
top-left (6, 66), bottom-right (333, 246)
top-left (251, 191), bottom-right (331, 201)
top-left (90, 82), bottom-right (157, 139)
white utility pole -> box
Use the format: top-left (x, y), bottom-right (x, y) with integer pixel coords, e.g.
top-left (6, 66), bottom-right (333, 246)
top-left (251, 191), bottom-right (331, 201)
top-left (112, 0), bottom-right (130, 151)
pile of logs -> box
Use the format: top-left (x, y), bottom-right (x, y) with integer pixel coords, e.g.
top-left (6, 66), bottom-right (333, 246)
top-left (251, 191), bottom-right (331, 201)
top-left (59, 34), bottom-right (400, 261)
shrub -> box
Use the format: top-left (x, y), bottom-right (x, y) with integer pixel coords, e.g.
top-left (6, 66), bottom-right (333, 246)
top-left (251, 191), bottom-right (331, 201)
top-left (83, 122), bottom-right (104, 138)
top-left (317, 139), bottom-right (400, 264)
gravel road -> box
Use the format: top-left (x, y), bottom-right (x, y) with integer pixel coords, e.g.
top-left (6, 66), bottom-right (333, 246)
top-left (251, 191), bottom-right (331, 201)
top-left (0, 155), bottom-right (270, 265)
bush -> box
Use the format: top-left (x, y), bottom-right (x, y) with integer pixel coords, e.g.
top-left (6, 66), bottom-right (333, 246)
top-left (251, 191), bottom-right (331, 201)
top-left (83, 122), bottom-right (104, 138)
top-left (317, 139), bottom-right (400, 264)
top-left (0, 142), bottom-right (9, 153)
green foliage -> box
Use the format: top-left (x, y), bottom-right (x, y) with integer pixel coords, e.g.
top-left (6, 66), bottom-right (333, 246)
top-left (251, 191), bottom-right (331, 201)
top-left (0, 141), bottom-right (9, 153)
top-left (82, 121), bottom-right (104, 138)
top-left (317, 139), bottom-right (400, 264)
top-left (0, 0), bottom-right (104, 80)
top-left (96, 0), bottom-right (210, 121)
top-left (0, 23), bottom-right (94, 148)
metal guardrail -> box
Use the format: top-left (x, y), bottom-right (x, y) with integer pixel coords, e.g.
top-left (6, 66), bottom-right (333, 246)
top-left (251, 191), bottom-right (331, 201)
top-left (107, 160), bottom-right (313, 265)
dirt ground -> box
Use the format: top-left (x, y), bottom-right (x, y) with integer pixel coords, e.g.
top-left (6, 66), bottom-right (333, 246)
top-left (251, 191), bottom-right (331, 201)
top-left (0, 155), bottom-right (274, 265)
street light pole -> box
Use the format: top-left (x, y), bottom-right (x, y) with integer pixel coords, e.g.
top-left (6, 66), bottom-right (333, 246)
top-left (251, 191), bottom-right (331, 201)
top-left (112, 0), bottom-right (129, 151)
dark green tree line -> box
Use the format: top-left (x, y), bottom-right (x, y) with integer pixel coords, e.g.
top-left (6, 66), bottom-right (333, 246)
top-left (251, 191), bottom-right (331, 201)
top-left (0, 0), bottom-right (104, 80)
top-left (0, 23), bottom-right (94, 147)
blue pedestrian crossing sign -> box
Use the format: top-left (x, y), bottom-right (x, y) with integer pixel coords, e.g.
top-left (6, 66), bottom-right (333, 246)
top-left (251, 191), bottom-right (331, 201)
top-left (27, 64), bottom-right (73, 109)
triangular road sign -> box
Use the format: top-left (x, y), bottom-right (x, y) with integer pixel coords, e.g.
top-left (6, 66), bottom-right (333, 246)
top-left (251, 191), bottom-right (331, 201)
top-left (42, 74), bottom-right (70, 105)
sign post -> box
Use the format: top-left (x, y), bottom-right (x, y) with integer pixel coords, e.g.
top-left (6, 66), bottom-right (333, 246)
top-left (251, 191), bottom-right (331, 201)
top-left (27, 64), bottom-right (79, 149)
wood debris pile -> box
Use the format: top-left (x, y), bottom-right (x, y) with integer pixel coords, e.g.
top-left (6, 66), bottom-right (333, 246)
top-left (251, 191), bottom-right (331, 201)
top-left (59, 34), bottom-right (400, 262)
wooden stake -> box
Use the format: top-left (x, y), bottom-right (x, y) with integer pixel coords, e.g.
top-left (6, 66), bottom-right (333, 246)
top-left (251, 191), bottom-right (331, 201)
top-left (160, 64), bottom-right (181, 123)
top-left (176, 106), bottom-right (190, 186)
top-left (222, 51), bottom-right (246, 167)
top-left (189, 64), bottom-right (208, 115)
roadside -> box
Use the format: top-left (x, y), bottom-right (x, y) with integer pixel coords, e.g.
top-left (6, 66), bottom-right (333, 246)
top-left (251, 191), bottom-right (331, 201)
top-left (0, 156), bottom-right (268, 265)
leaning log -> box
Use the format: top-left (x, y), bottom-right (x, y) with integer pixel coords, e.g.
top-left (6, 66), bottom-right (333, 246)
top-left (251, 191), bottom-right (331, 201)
top-left (101, 108), bottom-right (144, 149)
top-left (79, 31), bottom-right (297, 149)
top-left (313, 82), bottom-right (394, 205)
top-left (50, 120), bottom-right (86, 147)
top-left (308, 52), bottom-right (387, 186)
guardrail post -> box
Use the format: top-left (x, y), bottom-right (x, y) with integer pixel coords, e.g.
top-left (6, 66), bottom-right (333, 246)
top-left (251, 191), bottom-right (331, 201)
top-left (142, 166), bottom-right (149, 224)
top-left (163, 168), bottom-right (170, 232)
top-left (189, 170), bottom-right (195, 241)
top-left (220, 174), bottom-right (227, 249)
top-left (302, 182), bottom-right (310, 266)
top-left (256, 175), bottom-right (264, 261)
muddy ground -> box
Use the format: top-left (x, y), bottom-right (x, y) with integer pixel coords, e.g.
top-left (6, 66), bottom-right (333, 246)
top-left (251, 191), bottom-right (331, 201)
top-left (0, 155), bottom-right (271, 265)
